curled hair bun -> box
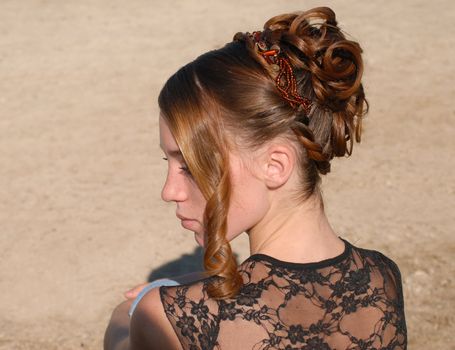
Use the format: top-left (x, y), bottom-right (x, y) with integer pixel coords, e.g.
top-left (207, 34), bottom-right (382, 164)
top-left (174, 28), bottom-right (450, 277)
top-left (264, 7), bottom-right (364, 109)
top-left (254, 7), bottom-right (368, 169)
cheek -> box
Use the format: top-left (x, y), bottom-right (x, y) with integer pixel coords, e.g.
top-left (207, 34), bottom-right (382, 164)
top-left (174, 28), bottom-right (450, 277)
top-left (226, 172), bottom-right (268, 240)
top-left (188, 183), bottom-right (207, 220)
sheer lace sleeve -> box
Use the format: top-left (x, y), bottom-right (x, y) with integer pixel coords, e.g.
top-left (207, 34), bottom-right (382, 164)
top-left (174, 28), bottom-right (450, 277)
top-left (333, 247), bottom-right (407, 349)
top-left (159, 240), bottom-right (407, 350)
top-left (160, 278), bottom-right (221, 349)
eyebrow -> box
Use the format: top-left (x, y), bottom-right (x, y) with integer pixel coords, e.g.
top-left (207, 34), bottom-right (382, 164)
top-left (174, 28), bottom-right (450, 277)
top-left (159, 144), bottom-right (183, 158)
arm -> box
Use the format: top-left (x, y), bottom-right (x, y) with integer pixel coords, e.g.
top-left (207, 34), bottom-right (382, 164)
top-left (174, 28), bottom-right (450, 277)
top-left (129, 286), bottom-right (182, 350)
top-left (104, 287), bottom-right (181, 350)
top-left (104, 300), bottom-right (132, 350)
top-left (356, 256), bottom-right (407, 349)
top-left (105, 271), bottom-right (204, 350)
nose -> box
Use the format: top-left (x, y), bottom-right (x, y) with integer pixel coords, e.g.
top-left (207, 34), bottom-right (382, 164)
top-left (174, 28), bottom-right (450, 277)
top-left (161, 171), bottom-right (187, 203)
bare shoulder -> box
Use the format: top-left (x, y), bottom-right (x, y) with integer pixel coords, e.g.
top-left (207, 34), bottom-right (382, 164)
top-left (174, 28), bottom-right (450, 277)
top-left (129, 286), bottom-right (182, 350)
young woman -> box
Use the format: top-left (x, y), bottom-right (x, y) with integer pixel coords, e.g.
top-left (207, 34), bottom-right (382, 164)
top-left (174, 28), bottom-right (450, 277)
top-left (105, 7), bottom-right (407, 350)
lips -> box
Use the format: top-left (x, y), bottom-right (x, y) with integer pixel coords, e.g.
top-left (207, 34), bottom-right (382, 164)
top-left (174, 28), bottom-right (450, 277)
top-left (176, 213), bottom-right (192, 221)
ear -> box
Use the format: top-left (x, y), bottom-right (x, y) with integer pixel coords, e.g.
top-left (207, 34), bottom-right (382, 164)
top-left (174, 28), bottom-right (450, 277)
top-left (261, 143), bottom-right (295, 189)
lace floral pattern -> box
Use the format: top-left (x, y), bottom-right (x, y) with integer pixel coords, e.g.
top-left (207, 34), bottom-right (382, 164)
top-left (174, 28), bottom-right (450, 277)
top-left (159, 239), bottom-right (407, 349)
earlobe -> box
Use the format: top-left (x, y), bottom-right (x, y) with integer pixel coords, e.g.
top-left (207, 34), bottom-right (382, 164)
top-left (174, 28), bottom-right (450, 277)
top-left (263, 145), bottom-right (294, 189)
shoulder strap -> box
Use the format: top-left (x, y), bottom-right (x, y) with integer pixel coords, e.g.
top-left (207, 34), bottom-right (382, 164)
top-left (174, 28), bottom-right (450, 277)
top-left (129, 278), bottom-right (180, 317)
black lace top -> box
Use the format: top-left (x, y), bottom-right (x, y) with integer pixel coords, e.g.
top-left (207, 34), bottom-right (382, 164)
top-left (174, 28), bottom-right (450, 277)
top-left (159, 239), bottom-right (407, 349)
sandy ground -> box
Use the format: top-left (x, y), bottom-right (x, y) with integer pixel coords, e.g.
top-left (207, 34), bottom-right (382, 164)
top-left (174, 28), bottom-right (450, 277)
top-left (0, 0), bottom-right (454, 349)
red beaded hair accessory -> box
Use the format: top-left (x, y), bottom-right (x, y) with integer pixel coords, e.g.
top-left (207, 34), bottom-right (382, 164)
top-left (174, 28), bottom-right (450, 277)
top-left (248, 31), bottom-right (312, 120)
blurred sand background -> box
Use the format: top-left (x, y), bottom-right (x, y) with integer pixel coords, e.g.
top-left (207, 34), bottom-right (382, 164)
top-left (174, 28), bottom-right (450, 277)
top-left (1, 0), bottom-right (454, 349)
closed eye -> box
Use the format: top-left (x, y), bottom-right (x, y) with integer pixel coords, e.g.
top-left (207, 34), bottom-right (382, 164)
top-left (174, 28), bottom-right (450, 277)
top-left (162, 157), bottom-right (192, 177)
top-left (179, 165), bottom-right (192, 176)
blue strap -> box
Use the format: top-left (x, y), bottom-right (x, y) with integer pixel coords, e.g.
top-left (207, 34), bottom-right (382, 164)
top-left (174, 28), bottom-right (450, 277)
top-left (128, 278), bottom-right (180, 317)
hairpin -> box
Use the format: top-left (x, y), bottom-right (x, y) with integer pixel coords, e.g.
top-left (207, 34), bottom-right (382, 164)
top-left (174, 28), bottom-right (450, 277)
top-left (249, 31), bottom-right (312, 119)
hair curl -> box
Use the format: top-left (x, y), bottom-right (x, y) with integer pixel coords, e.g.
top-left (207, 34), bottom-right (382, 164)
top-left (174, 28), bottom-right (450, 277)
top-left (158, 7), bottom-right (368, 299)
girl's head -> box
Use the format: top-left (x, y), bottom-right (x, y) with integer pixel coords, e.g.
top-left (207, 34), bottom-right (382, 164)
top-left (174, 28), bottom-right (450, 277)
top-left (158, 7), bottom-right (367, 299)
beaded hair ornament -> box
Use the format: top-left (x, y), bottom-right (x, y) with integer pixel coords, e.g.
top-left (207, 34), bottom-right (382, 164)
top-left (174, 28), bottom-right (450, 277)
top-left (246, 31), bottom-right (312, 123)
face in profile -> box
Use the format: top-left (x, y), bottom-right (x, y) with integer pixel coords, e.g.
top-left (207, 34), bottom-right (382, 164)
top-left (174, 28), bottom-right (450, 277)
top-left (159, 115), bottom-right (207, 246)
top-left (159, 115), bottom-right (271, 247)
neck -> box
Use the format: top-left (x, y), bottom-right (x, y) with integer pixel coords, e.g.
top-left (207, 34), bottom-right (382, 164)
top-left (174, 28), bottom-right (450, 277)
top-left (247, 194), bottom-right (345, 263)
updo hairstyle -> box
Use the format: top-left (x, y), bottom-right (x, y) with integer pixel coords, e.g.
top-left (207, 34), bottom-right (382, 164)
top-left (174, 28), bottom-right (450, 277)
top-left (158, 7), bottom-right (368, 299)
